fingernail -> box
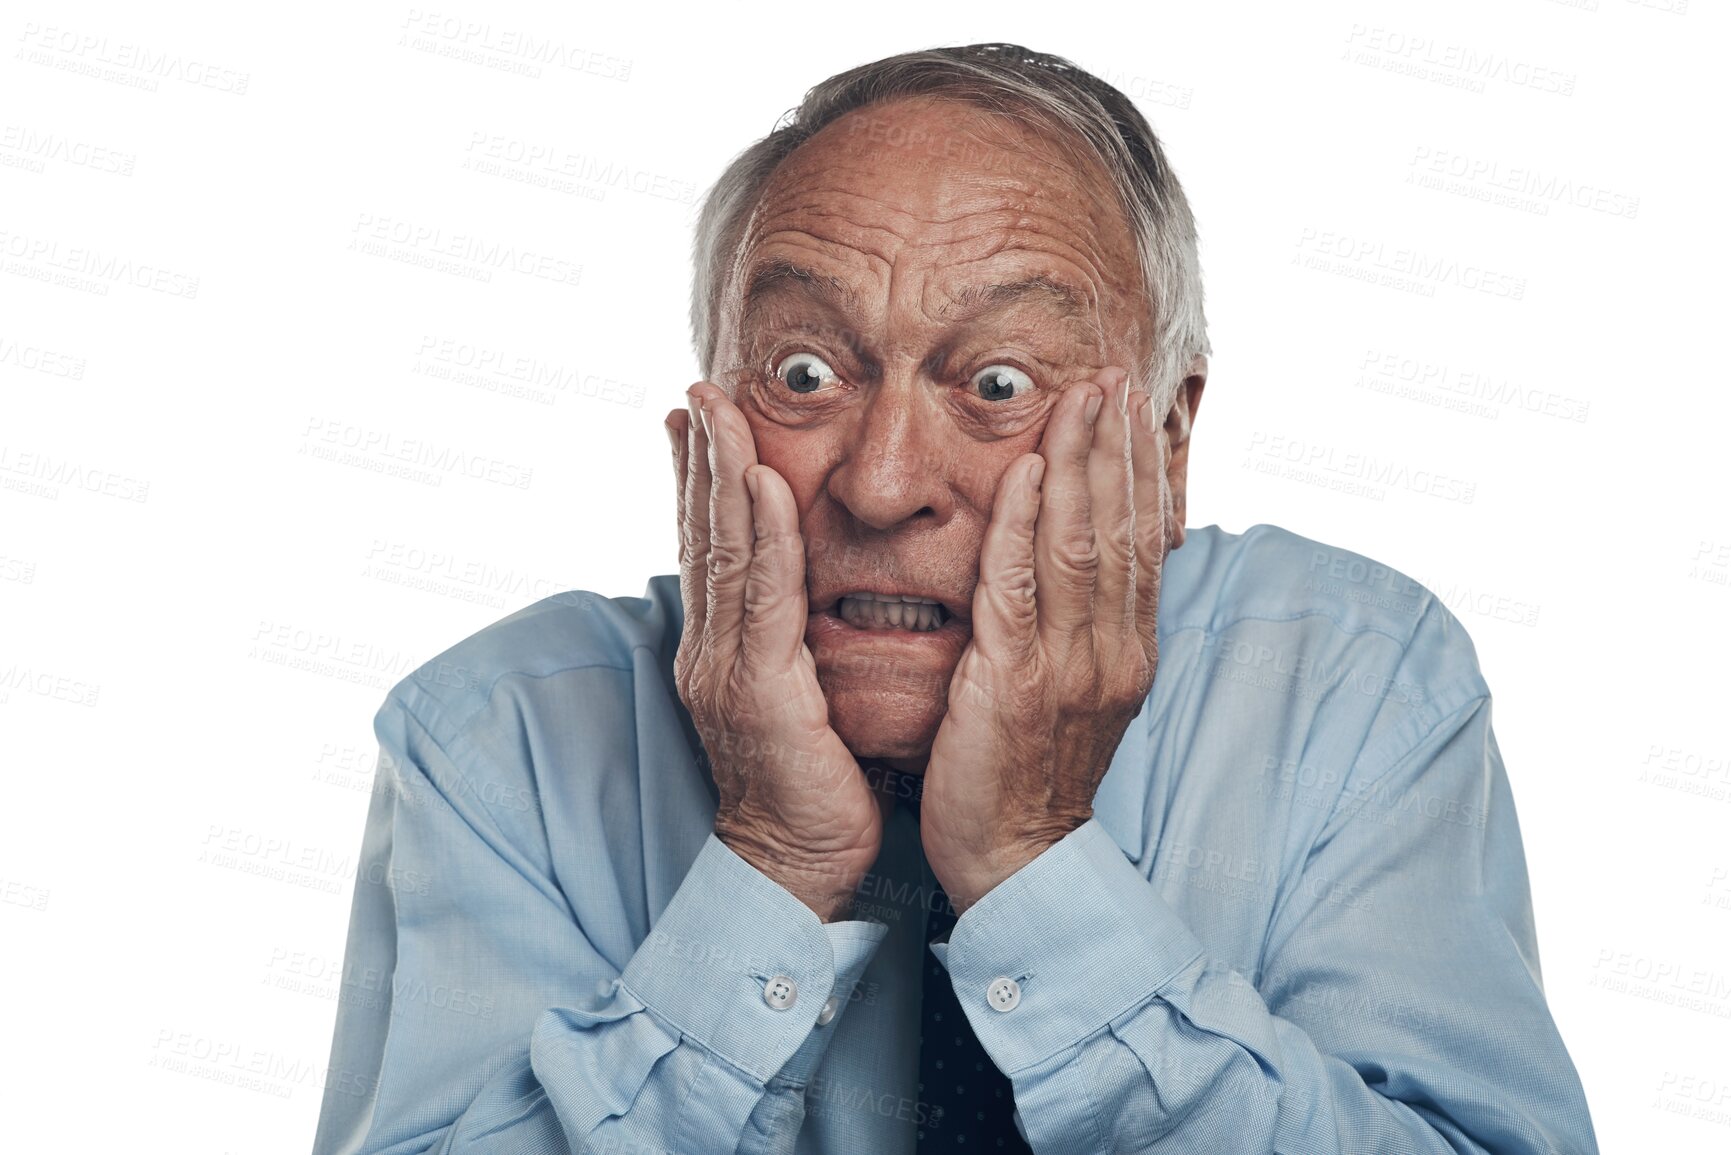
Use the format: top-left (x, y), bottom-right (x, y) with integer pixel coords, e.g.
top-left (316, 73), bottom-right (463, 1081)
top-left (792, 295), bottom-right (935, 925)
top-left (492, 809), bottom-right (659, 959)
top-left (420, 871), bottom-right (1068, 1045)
top-left (1101, 366), bottom-right (1130, 409)
top-left (744, 467), bottom-right (761, 502)
top-left (1030, 457), bottom-right (1046, 492)
top-left (1083, 387), bottom-right (1103, 426)
top-left (1138, 394), bottom-right (1157, 433)
top-left (697, 398), bottom-right (712, 438)
top-left (664, 423), bottom-right (680, 457)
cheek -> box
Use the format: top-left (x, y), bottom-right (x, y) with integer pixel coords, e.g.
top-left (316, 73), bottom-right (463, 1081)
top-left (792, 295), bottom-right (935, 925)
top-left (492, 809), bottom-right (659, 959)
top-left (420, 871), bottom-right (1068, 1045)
top-left (956, 441), bottom-right (1039, 510)
top-left (750, 424), bottom-right (831, 507)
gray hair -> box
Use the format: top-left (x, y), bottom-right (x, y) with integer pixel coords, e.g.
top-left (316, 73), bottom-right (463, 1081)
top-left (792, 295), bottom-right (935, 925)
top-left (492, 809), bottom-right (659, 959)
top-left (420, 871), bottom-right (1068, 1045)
top-left (687, 42), bottom-right (1210, 407)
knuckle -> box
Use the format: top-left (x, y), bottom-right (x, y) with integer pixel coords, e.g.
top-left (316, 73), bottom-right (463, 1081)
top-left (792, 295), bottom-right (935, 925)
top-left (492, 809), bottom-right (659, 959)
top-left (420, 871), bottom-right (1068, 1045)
top-left (1106, 681), bottom-right (1143, 712)
top-left (707, 543), bottom-right (750, 581)
top-left (984, 559), bottom-right (1038, 603)
top-left (720, 663), bottom-right (755, 706)
top-left (674, 674), bottom-right (699, 715)
top-left (672, 654), bottom-right (700, 699)
top-left (741, 590), bottom-right (778, 624)
top-left (1111, 655), bottom-right (1156, 700)
top-left (1049, 532), bottom-right (1099, 578)
top-left (1006, 675), bottom-right (1049, 714)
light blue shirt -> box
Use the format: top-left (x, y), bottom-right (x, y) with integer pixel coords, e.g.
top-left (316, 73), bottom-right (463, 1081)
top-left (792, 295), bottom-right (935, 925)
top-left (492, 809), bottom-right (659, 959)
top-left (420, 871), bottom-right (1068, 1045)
top-left (312, 523), bottom-right (1598, 1155)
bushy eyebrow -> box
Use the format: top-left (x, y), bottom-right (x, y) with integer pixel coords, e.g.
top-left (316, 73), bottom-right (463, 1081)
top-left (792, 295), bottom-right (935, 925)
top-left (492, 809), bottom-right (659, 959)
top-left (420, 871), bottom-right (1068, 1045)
top-left (938, 273), bottom-right (1093, 325)
top-left (741, 257), bottom-right (865, 323)
top-left (740, 256), bottom-right (1094, 330)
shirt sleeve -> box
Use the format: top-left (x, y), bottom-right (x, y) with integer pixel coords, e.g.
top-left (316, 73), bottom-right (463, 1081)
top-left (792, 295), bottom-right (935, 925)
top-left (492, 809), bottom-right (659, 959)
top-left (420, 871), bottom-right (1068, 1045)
top-left (311, 690), bottom-right (888, 1155)
top-left (930, 691), bottom-right (1599, 1154)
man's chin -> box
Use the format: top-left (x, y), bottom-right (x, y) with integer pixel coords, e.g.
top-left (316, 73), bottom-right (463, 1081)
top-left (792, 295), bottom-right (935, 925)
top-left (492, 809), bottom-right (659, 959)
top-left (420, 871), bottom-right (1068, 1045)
top-left (824, 684), bottom-right (945, 770)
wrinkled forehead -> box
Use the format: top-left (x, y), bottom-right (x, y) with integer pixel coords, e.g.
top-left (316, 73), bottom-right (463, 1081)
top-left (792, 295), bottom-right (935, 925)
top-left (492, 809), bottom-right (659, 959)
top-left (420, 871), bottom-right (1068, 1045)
top-left (728, 98), bottom-right (1143, 336)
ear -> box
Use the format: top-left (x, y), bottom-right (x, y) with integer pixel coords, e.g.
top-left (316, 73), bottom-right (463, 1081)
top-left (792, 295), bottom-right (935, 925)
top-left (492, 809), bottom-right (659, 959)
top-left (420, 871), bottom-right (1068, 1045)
top-left (1160, 354), bottom-right (1207, 550)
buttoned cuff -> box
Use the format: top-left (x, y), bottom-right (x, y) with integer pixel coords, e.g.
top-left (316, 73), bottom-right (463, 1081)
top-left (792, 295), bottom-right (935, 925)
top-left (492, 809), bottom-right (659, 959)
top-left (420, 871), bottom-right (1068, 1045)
top-left (930, 817), bottom-right (1206, 1074)
top-left (619, 832), bottom-right (889, 1085)
top-left (775, 919), bottom-right (883, 1087)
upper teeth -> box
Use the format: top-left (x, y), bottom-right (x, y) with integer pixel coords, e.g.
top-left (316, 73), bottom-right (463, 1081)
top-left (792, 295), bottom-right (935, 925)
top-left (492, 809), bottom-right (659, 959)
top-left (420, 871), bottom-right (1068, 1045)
top-left (837, 593), bottom-right (946, 631)
top-left (844, 592), bottom-right (940, 604)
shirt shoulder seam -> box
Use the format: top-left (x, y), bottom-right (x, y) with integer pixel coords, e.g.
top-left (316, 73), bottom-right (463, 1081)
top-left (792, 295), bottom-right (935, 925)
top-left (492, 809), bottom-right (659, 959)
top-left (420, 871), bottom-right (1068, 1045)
top-left (1160, 607), bottom-right (1416, 648)
top-left (394, 658), bottom-right (637, 753)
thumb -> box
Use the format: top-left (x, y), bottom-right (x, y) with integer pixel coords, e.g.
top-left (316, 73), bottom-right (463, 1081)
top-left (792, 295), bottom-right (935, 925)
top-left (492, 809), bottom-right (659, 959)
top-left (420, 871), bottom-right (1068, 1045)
top-left (665, 418), bottom-right (687, 564)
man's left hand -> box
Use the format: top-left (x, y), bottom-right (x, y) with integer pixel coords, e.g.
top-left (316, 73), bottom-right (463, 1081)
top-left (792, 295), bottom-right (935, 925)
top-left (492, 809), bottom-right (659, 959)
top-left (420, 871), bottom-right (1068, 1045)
top-left (921, 365), bottom-right (1172, 914)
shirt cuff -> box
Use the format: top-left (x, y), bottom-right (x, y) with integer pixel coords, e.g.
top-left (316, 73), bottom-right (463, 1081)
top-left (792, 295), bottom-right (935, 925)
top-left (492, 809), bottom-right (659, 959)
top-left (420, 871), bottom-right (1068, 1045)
top-left (931, 817), bottom-right (1206, 1074)
top-left (619, 832), bottom-right (890, 1084)
top-left (775, 919), bottom-right (883, 1086)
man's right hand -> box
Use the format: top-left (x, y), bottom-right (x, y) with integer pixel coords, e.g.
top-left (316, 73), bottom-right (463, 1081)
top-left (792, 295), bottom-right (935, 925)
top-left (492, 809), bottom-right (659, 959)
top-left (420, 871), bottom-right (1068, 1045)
top-left (664, 382), bottom-right (882, 922)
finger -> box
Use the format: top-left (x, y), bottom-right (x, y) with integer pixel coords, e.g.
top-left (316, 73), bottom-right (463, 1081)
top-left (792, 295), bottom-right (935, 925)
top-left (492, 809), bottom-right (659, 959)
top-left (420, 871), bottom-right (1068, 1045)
top-left (699, 385), bottom-right (762, 659)
top-left (681, 383), bottom-right (712, 642)
top-left (1129, 388), bottom-right (1166, 669)
top-left (1089, 366), bottom-right (1137, 642)
top-left (666, 409), bottom-right (689, 566)
top-left (1032, 377), bottom-right (1101, 646)
top-left (739, 463), bottom-right (808, 671)
top-left (969, 453), bottom-right (1046, 665)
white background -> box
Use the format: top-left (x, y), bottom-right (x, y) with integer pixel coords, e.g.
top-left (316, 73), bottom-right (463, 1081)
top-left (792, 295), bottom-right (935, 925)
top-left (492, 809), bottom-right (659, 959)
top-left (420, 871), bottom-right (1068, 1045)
top-left (3, 1), bottom-right (1727, 1151)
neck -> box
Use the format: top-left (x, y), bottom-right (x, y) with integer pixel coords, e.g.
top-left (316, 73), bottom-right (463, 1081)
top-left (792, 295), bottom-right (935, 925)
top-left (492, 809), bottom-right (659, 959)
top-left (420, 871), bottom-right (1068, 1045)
top-left (877, 754), bottom-right (928, 776)
top-left (862, 759), bottom-right (927, 824)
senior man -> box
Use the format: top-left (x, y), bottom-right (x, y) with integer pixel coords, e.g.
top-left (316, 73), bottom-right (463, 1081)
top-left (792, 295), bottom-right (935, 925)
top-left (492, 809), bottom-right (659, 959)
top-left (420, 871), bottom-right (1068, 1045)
top-left (314, 43), bottom-right (1597, 1155)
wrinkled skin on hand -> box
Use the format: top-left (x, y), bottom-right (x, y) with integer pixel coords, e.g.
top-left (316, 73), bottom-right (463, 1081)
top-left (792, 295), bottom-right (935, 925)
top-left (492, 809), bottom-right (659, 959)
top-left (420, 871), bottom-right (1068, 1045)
top-left (667, 385), bottom-right (883, 922)
top-left (921, 365), bottom-right (1176, 913)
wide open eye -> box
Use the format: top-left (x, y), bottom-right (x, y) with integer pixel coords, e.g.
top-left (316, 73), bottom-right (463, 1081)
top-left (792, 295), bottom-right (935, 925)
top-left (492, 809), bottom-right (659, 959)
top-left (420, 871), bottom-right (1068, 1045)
top-left (970, 363), bottom-right (1035, 402)
top-left (772, 351), bottom-right (841, 394)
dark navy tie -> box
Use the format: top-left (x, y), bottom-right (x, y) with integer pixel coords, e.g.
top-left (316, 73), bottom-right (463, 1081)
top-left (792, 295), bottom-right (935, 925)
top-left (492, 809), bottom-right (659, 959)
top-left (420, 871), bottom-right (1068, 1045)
top-left (897, 779), bottom-right (1034, 1153)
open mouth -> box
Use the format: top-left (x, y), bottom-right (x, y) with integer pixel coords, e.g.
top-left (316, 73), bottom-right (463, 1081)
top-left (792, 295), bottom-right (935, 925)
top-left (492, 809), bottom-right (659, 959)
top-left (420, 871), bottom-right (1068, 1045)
top-left (830, 592), bottom-right (951, 633)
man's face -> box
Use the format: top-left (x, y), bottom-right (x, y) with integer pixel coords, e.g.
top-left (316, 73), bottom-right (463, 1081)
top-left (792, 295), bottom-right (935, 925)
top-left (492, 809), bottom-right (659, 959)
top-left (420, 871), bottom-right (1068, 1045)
top-left (709, 96), bottom-right (1156, 766)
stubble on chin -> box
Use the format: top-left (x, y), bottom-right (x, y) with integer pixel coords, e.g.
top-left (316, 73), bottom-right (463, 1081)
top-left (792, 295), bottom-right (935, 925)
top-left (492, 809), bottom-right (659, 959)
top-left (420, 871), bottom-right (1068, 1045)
top-left (825, 683), bottom-right (947, 766)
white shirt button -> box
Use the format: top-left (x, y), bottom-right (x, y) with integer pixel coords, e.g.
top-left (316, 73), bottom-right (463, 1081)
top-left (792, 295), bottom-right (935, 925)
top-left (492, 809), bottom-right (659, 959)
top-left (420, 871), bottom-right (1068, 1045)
top-left (815, 995), bottom-right (840, 1026)
top-left (763, 975), bottom-right (798, 1010)
top-left (986, 976), bottom-right (1021, 1012)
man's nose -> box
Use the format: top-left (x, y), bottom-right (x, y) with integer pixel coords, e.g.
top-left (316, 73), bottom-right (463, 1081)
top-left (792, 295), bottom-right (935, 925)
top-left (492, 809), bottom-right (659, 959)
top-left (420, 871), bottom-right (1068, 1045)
top-left (824, 388), bottom-right (956, 531)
